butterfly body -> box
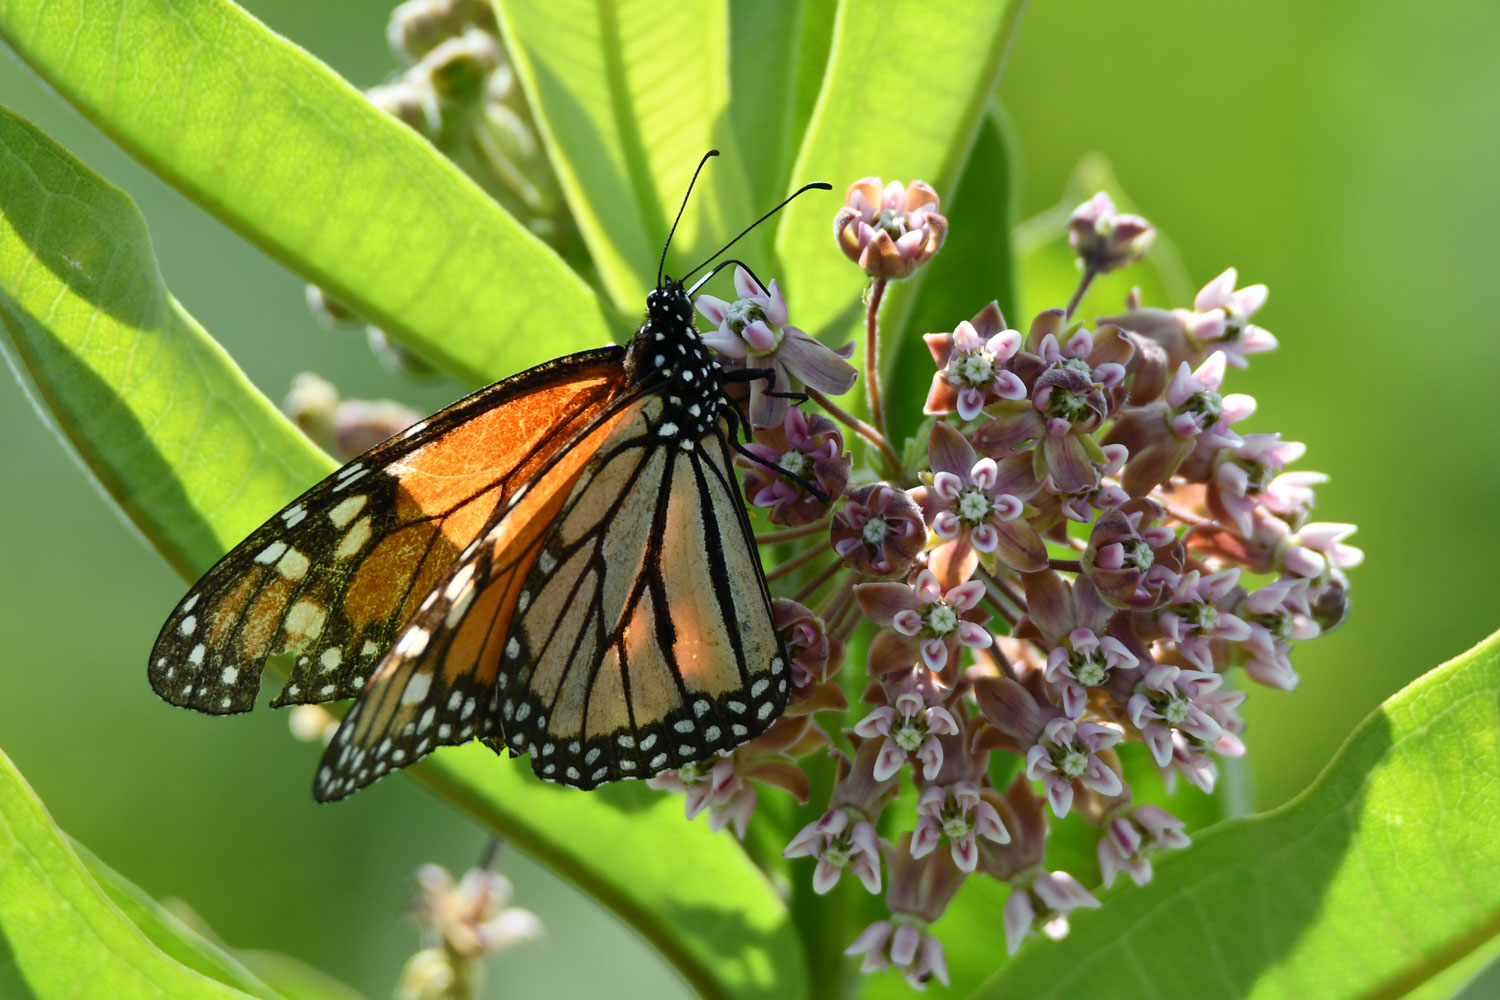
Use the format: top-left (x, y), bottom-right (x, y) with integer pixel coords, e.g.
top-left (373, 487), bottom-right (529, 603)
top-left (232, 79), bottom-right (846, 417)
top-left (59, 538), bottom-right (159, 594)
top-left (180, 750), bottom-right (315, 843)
top-left (149, 279), bottom-right (789, 801)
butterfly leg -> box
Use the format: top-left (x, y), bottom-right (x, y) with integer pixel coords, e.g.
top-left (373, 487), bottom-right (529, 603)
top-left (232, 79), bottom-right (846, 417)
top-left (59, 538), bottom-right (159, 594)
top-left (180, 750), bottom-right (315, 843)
top-left (720, 396), bottom-right (831, 503)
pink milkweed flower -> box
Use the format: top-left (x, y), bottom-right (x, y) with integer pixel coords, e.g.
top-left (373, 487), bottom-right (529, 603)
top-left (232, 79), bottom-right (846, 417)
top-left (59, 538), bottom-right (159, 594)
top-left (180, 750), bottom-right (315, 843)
top-left (737, 407), bottom-right (850, 526)
top-left (1156, 568), bottom-right (1253, 670)
top-left (1103, 267), bottom-right (1276, 371)
top-left (830, 484), bottom-right (928, 578)
top-left (856, 568), bottom-right (993, 674)
top-left (853, 677), bottom-right (961, 782)
top-left (971, 311), bottom-right (1128, 494)
top-left (1126, 664), bottom-right (1233, 767)
top-left (1083, 500), bottom-right (1184, 610)
top-left (410, 863), bottom-right (541, 962)
top-left (922, 302), bottom-right (1027, 420)
top-left (1186, 431), bottom-right (1316, 536)
top-left (1097, 804), bottom-right (1190, 889)
top-left (1024, 717), bottom-right (1124, 818)
top-left (1236, 576), bottom-right (1323, 690)
top-left (783, 807), bottom-right (883, 895)
top-left (910, 780), bottom-right (1011, 872)
top-left (845, 918), bottom-right (950, 990)
top-left (695, 266), bottom-right (857, 428)
top-left (1043, 626), bottom-right (1139, 720)
top-left (847, 838), bottom-right (966, 988)
top-left (910, 422), bottom-right (1046, 584)
top-left (646, 756), bottom-right (753, 835)
top-left (834, 177), bottom-right (948, 280)
top-left (1283, 522), bottom-right (1365, 579)
top-left (1185, 267), bottom-right (1277, 368)
top-left (1067, 191), bottom-right (1155, 273)
top-left (1002, 865), bottom-right (1100, 956)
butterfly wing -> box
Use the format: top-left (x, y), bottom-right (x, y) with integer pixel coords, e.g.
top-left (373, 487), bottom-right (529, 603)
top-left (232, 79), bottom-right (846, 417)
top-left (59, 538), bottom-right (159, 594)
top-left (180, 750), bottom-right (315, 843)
top-left (505, 394), bottom-right (790, 787)
top-left (311, 383), bottom-right (642, 800)
top-left (148, 348), bottom-right (628, 716)
top-left (313, 391), bottom-right (788, 799)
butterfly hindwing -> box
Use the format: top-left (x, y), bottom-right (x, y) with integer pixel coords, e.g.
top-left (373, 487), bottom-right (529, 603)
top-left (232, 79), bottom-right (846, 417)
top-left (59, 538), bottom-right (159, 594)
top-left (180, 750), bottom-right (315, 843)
top-left (148, 348), bottom-right (628, 717)
top-left (499, 395), bottom-right (789, 788)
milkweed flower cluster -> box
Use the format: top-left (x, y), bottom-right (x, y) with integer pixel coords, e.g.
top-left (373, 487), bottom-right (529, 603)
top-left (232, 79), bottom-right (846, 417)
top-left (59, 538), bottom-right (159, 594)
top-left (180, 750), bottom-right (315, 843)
top-left (647, 178), bottom-right (1359, 990)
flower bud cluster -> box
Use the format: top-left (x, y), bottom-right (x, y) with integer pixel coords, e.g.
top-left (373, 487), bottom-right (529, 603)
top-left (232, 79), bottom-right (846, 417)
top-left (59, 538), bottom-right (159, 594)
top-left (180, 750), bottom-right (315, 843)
top-left (643, 183), bottom-right (1359, 990)
top-left (304, 0), bottom-right (576, 378)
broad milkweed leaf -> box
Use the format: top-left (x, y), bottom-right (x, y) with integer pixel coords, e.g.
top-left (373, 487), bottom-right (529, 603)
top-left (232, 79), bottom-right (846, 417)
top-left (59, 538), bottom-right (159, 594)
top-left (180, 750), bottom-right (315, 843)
top-left (73, 842), bottom-right (364, 1000)
top-left (0, 105), bottom-right (803, 1000)
top-left (0, 0), bottom-right (613, 384)
top-left (0, 748), bottom-right (264, 999)
top-left (494, 0), bottom-right (752, 311)
top-left (0, 102), bottom-right (331, 578)
top-left (973, 629), bottom-right (1500, 999)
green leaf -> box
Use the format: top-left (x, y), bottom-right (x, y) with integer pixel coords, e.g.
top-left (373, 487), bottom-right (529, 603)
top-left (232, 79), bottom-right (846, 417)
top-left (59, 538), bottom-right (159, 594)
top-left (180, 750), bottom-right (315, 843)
top-left (0, 747), bottom-right (261, 999)
top-left (0, 104), bottom-right (803, 1000)
top-left (495, 0), bottom-right (752, 310)
top-left (774, 0), bottom-right (1025, 357)
top-left (1015, 153), bottom-right (1192, 323)
top-left (75, 844), bottom-right (364, 1000)
top-left (975, 629), bottom-right (1500, 999)
top-left (0, 102), bottom-right (331, 578)
top-left (0, 0), bottom-right (613, 384)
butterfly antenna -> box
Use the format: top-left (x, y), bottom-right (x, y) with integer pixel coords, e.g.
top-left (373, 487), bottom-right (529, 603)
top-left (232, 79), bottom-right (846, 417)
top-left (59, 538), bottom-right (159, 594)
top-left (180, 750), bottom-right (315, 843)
top-left (681, 181), bottom-right (833, 284)
top-left (687, 258), bottom-right (767, 297)
top-left (659, 149), bottom-right (721, 288)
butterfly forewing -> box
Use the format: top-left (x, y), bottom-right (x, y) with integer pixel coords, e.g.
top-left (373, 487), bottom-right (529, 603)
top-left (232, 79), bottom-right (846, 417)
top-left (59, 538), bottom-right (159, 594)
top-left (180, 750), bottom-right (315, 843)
top-left (148, 349), bottom-right (627, 716)
top-left (311, 386), bottom-right (641, 800)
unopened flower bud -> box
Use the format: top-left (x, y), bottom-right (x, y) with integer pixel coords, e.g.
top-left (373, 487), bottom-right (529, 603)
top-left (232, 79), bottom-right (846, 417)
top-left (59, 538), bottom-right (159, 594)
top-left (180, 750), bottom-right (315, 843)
top-left (1067, 192), bottom-right (1154, 273)
top-left (834, 178), bottom-right (947, 280)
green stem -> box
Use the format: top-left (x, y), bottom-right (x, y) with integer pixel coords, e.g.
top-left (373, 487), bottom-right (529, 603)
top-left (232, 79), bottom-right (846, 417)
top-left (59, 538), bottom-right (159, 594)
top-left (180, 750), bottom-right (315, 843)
top-left (1064, 263), bottom-right (1099, 321)
top-left (864, 278), bottom-right (890, 439)
top-left (806, 386), bottom-right (904, 480)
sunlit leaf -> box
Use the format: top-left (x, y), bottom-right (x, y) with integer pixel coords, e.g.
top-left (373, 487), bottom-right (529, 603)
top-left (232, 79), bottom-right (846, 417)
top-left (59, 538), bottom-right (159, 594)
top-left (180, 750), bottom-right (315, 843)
top-left (975, 630), bottom-right (1500, 999)
top-left (75, 843), bottom-right (365, 1000)
top-left (495, 0), bottom-right (752, 310)
top-left (0, 748), bottom-right (262, 999)
top-left (0, 103), bottom-right (330, 578)
top-left (0, 0), bottom-right (614, 384)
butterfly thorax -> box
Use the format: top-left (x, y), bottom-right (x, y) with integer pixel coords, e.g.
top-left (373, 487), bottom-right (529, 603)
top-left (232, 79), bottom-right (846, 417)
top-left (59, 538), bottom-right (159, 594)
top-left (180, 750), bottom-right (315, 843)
top-left (627, 282), bottom-right (723, 441)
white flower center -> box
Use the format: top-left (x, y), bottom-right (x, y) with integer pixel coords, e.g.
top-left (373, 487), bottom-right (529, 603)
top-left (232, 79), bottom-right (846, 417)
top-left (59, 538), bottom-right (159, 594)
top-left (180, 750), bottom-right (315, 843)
top-left (892, 720), bottom-right (926, 752)
top-left (941, 811), bottom-right (973, 839)
top-left (876, 207), bottom-right (906, 238)
top-left (1163, 694), bottom-right (1191, 727)
top-left (956, 487), bottom-right (993, 523)
top-left (725, 298), bottom-right (763, 332)
top-left (925, 604), bottom-right (959, 636)
top-left (779, 450), bottom-right (808, 477)
top-left (862, 516), bottom-right (889, 546)
top-left (1071, 649), bottom-right (1107, 687)
top-left (955, 349), bottom-right (997, 386)
top-left (1059, 747), bottom-right (1089, 779)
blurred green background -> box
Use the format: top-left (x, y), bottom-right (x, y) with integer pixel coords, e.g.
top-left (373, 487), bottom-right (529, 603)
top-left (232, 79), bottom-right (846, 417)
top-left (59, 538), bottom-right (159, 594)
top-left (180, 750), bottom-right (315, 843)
top-left (2, 1), bottom-right (1496, 998)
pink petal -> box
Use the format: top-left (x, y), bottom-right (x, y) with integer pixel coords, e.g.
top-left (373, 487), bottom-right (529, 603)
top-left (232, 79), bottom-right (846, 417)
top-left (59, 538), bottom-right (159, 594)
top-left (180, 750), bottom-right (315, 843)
top-left (779, 329), bottom-right (858, 394)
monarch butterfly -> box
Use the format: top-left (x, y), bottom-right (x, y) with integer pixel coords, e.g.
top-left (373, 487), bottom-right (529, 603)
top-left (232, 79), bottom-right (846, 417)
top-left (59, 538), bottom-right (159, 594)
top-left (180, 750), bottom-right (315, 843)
top-left (148, 153), bottom-right (831, 801)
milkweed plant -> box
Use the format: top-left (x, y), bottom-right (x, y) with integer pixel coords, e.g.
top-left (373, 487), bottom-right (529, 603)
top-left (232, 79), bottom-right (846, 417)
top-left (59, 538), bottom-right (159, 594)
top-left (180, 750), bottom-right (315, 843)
top-left (20, 2), bottom-right (1500, 1000)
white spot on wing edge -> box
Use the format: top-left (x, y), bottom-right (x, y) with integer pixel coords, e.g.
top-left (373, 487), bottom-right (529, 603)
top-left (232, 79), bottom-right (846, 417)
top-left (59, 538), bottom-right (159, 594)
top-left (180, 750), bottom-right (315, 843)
top-left (399, 672), bottom-right (432, 705)
top-left (328, 494), bottom-right (368, 528)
